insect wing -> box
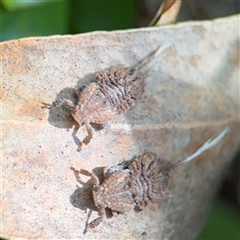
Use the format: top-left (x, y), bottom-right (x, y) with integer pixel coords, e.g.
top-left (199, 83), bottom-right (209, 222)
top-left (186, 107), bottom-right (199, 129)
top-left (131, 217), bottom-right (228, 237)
top-left (95, 170), bottom-right (134, 213)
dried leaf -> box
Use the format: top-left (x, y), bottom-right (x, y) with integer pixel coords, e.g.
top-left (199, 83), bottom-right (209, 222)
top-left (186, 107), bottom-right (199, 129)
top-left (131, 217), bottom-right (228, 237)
top-left (149, 0), bottom-right (182, 26)
top-left (1, 15), bottom-right (240, 239)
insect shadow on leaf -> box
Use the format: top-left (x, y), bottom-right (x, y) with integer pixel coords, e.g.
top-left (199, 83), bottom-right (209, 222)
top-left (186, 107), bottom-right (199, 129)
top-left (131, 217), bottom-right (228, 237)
top-left (70, 166), bottom-right (104, 211)
top-left (70, 166), bottom-right (114, 234)
top-left (42, 73), bottom-right (97, 148)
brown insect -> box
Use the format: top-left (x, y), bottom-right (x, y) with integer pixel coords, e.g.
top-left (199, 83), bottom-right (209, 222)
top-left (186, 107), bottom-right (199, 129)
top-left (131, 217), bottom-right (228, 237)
top-left (53, 43), bottom-right (170, 151)
top-left (71, 128), bottom-right (228, 233)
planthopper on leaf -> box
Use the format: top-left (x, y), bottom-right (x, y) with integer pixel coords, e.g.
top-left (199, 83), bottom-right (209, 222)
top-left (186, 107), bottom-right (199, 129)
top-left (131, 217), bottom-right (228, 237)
top-left (52, 42), bottom-right (171, 151)
top-left (71, 128), bottom-right (229, 234)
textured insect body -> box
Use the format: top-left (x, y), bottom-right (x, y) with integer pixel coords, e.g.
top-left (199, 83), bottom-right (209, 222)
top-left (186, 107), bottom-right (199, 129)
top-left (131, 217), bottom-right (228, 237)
top-left (73, 128), bottom-right (228, 233)
top-left (74, 66), bottom-right (139, 126)
top-left (53, 43), bottom-right (170, 150)
top-left (129, 153), bottom-right (173, 210)
top-left (93, 167), bottom-right (134, 213)
top-left (97, 66), bottom-right (141, 113)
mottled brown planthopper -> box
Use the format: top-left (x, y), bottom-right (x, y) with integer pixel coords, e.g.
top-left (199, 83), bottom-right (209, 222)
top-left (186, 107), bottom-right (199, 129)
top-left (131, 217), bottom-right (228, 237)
top-left (53, 43), bottom-right (170, 151)
top-left (71, 128), bottom-right (228, 233)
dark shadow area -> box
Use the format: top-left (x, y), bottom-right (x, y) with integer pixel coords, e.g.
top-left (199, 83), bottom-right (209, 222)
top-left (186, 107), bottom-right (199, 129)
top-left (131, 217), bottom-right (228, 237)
top-left (43, 86), bottom-right (76, 129)
top-left (70, 166), bottom-right (104, 212)
top-left (45, 72), bottom-right (96, 129)
top-left (42, 72), bottom-right (97, 149)
top-left (70, 179), bottom-right (95, 212)
top-left (220, 149), bottom-right (240, 207)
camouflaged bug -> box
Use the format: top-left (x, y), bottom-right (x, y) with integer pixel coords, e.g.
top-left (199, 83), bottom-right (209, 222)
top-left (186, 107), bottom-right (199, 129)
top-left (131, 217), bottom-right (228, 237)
top-left (53, 43), bottom-right (170, 151)
top-left (71, 128), bottom-right (228, 233)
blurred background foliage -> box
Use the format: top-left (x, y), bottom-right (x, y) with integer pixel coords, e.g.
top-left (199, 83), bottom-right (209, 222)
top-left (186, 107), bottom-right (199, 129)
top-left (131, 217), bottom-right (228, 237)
top-left (0, 0), bottom-right (137, 41)
top-left (1, 0), bottom-right (239, 41)
top-left (0, 0), bottom-right (239, 239)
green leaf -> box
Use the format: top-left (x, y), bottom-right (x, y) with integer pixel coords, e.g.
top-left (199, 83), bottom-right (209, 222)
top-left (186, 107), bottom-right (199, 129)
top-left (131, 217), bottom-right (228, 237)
top-left (1, 1), bottom-right (69, 41)
top-left (195, 200), bottom-right (240, 240)
top-left (1, 0), bottom-right (48, 11)
top-left (69, 0), bottom-right (137, 33)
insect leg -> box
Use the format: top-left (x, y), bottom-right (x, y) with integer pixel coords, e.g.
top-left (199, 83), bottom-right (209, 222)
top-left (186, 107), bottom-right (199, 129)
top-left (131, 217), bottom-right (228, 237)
top-left (82, 124), bottom-right (94, 145)
top-left (41, 102), bottom-right (52, 109)
top-left (76, 124), bottom-right (93, 151)
top-left (84, 207), bottom-right (105, 234)
top-left (77, 169), bottom-right (100, 186)
top-left (53, 99), bottom-right (75, 111)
